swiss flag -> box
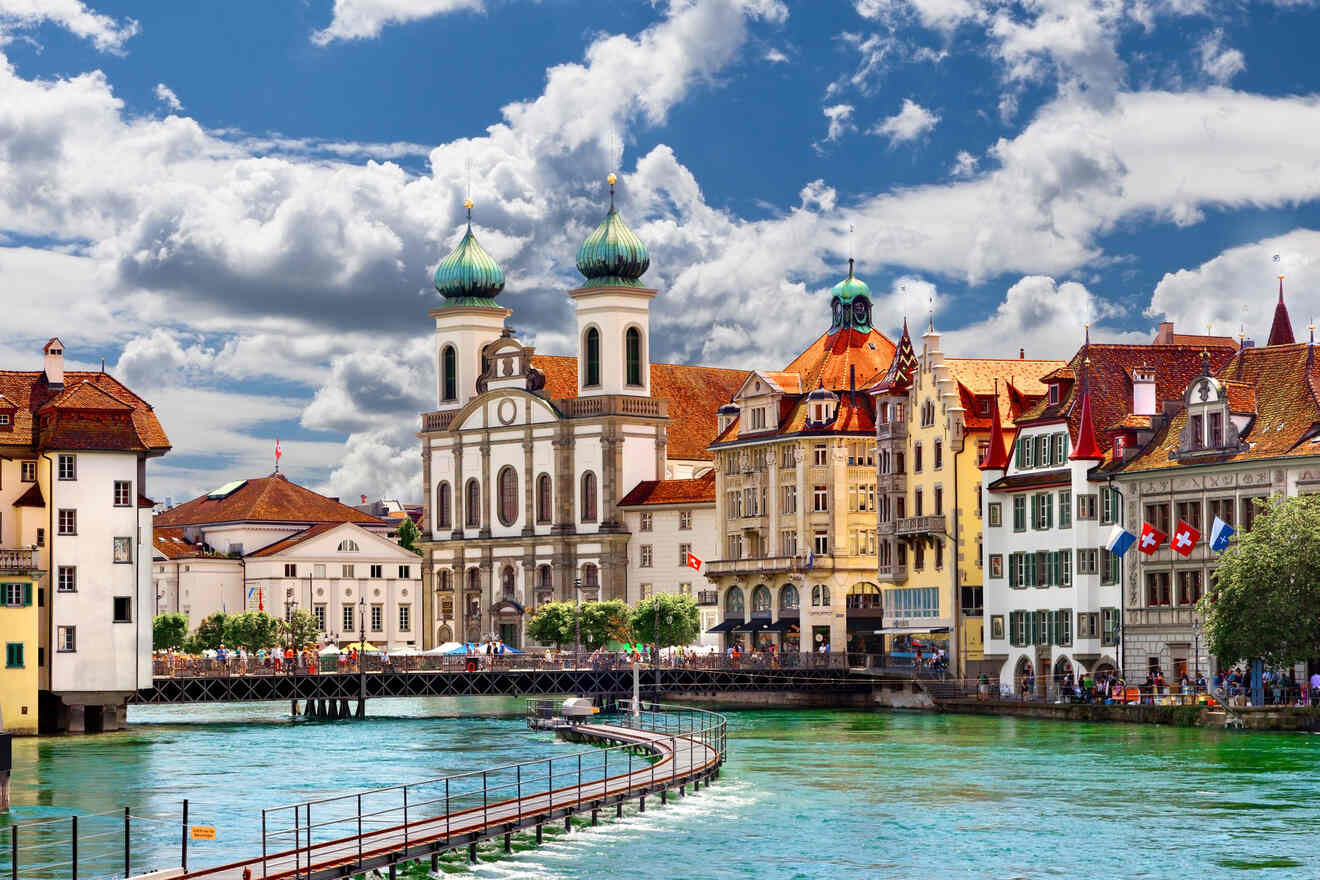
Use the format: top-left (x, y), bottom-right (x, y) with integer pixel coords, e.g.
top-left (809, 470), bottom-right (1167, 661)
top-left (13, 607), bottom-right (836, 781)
top-left (1171, 520), bottom-right (1200, 557)
top-left (685, 552), bottom-right (703, 572)
top-left (1138, 522), bottom-right (1167, 555)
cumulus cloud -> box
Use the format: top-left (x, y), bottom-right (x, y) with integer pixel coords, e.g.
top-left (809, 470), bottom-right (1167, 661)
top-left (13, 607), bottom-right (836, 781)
top-left (0, 0), bottom-right (138, 52)
top-left (820, 103), bottom-right (855, 145)
top-left (853, 0), bottom-right (986, 32)
top-left (311, 0), bottom-right (485, 45)
top-left (870, 98), bottom-right (940, 144)
top-left (154, 82), bottom-right (182, 111)
top-left (950, 150), bottom-right (978, 177)
top-left (1197, 29), bottom-right (1245, 84)
top-left (764, 47), bottom-right (788, 63)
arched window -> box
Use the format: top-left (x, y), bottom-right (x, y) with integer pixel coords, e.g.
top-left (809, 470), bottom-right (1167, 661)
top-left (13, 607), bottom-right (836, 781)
top-left (751, 585), bottom-right (772, 613)
top-left (435, 481), bottom-right (451, 529)
top-left (438, 568), bottom-right (452, 590)
top-left (811, 585), bottom-right (831, 607)
top-left (580, 471), bottom-right (597, 522)
top-left (625, 327), bottom-right (643, 386)
top-left (537, 564), bottom-right (553, 590)
top-left (584, 327), bottom-right (601, 387)
top-left (497, 466), bottom-right (518, 526)
top-left (465, 479), bottom-right (480, 528)
top-left (779, 584), bottom-right (799, 610)
top-left (337, 539), bottom-right (359, 552)
top-left (501, 565), bottom-right (516, 600)
top-left (581, 563), bottom-right (599, 589)
top-left (441, 345), bottom-right (457, 402)
top-left (847, 582), bottom-right (882, 610)
top-left (436, 624), bottom-right (453, 643)
top-left (466, 567), bottom-right (481, 591)
top-left (536, 473), bottom-right (552, 524)
top-left (725, 586), bottom-right (745, 618)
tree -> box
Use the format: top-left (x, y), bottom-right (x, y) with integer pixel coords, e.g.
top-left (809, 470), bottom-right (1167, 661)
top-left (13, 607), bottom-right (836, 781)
top-left (396, 517), bottom-right (422, 555)
top-left (628, 594), bottom-right (701, 647)
top-left (526, 599), bottom-right (630, 649)
top-left (1199, 494), bottom-right (1320, 667)
top-left (152, 612), bottom-right (189, 651)
top-left (192, 612), bottom-right (229, 651)
top-left (279, 608), bottom-right (322, 651)
top-left (222, 610), bottom-right (282, 652)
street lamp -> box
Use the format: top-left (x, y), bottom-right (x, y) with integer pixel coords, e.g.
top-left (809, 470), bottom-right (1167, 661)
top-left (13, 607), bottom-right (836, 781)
top-left (573, 576), bottom-right (582, 663)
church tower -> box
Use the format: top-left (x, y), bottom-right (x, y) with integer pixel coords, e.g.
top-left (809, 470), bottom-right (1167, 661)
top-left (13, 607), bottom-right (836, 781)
top-left (428, 200), bottom-right (511, 410)
top-left (571, 174), bottom-right (655, 397)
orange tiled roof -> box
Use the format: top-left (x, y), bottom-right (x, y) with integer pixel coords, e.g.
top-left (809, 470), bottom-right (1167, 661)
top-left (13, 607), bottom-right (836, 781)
top-left (153, 527), bottom-right (200, 560)
top-left (528, 356), bottom-right (748, 461)
top-left (761, 371), bottom-right (804, 394)
top-left (618, 471), bottom-right (716, 506)
top-left (0, 371), bottom-right (169, 453)
top-left (783, 328), bottom-right (896, 392)
top-left (1107, 414), bottom-right (1153, 431)
top-left (1162, 333), bottom-right (1238, 349)
top-left (154, 473), bottom-right (387, 528)
top-left (946, 358), bottom-right (1063, 430)
top-left (1222, 380), bottom-right (1256, 413)
top-left (246, 522), bottom-right (344, 557)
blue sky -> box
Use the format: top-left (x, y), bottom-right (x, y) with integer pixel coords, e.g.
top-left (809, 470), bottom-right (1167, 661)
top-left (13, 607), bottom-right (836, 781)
top-left (4, 0), bottom-right (1320, 504)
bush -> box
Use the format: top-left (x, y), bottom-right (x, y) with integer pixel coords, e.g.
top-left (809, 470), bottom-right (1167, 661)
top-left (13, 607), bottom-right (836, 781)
top-left (152, 612), bottom-right (189, 651)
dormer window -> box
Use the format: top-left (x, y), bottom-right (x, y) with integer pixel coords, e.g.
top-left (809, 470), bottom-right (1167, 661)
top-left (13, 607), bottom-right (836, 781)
top-left (1048, 384), bottom-right (1059, 406)
top-left (1178, 376), bottom-right (1235, 457)
top-left (1209, 412), bottom-right (1223, 447)
top-left (978, 397), bottom-right (991, 415)
top-left (1190, 414), bottom-right (1204, 449)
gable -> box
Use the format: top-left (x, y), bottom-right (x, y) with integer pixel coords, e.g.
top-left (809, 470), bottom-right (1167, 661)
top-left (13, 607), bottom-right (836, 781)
top-left (456, 389), bottom-right (560, 431)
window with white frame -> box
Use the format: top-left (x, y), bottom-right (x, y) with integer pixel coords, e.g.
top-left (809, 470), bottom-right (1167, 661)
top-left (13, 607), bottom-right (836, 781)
top-left (640, 513), bottom-right (653, 532)
top-left (679, 510), bottom-right (693, 530)
top-left (58, 509), bottom-right (76, 536)
top-left (813, 530), bottom-right (829, 555)
top-left (20, 460), bottom-right (36, 482)
top-left (343, 606), bottom-right (355, 631)
top-left (57, 454), bottom-right (76, 480)
top-left (57, 626), bottom-right (76, 652)
top-left (640, 545), bottom-right (653, 567)
top-left (886, 587), bottom-right (938, 618)
top-left (370, 604), bottom-right (383, 632)
top-left (313, 604), bottom-right (327, 631)
top-left (813, 444), bottom-right (828, 466)
top-left (398, 565), bottom-right (411, 579)
top-left (57, 566), bottom-right (76, 592)
top-left (678, 542), bottom-right (692, 565)
top-left (399, 605), bottom-right (411, 631)
top-left (813, 485), bottom-right (828, 512)
top-left (114, 480), bottom-right (132, 507)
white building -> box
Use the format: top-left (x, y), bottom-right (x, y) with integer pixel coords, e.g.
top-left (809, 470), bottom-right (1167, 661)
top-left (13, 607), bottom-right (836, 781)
top-left (0, 338), bottom-right (170, 733)
top-left (417, 193), bottom-right (747, 649)
top-left (153, 473), bottom-right (427, 649)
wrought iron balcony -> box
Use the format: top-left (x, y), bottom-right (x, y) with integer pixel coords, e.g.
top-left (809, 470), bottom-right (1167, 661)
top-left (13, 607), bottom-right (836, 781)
top-left (0, 548), bottom-right (39, 572)
top-left (896, 515), bottom-right (946, 537)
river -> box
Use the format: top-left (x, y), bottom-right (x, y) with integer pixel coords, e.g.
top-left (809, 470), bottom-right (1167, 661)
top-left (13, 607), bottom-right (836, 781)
top-left (4, 699), bottom-right (1319, 878)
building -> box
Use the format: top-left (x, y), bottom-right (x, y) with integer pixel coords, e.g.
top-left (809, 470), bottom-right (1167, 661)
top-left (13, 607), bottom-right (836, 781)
top-left (0, 339), bottom-right (170, 733)
top-left (980, 334), bottom-right (1235, 694)
top-left (704, 261), bottom-right (896, 654)
top-left (153, 473), bottom-right (427, 650)
top-left (1, 550), bottom-right (41, 735)
top-left (617, 472), bottom-right (721, 647)
top-left (871, 321), bottom-right (1061, 676)
top-left (417, 191), bottom-right (747, 649)
top-left (1108, 286), bottom-right (1312, 680)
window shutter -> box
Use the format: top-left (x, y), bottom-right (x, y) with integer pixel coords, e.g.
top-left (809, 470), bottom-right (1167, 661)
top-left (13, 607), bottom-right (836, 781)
top-left (1008, 553), bottom-right (1018, 588)
top-left (1031, 494), bottom-right (1039, 528)
top-left (24, 584), bottom-right (33, 606)
top-left (1045, 494), bottom-right (1054, 529)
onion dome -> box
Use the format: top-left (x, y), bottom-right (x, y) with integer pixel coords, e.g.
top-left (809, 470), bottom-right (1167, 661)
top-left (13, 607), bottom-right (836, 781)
top-left (829, 258), bottom-right (874, 335)
top-left (576, 175), bottom-right (650, 288)
top-left (433, 200), bottom-right (505, 307)
top-left (831, 258), bottom-right (871, 304)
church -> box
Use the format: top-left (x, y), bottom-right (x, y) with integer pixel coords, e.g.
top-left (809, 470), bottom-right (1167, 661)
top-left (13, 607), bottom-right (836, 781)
top-left (416, 180), bottom-right (747, 648)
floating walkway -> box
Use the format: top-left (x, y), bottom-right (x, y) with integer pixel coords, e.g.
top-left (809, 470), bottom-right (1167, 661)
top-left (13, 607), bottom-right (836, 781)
top-left (173, 700), bottom-right (725, 880)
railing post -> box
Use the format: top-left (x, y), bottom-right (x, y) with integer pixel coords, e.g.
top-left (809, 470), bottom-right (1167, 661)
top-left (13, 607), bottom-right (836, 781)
top-left (445, 778), bottom-right (451, 843)
top-left (305, 802), bottom-right (312, 880)
top-left (294, 803), bottom-right (301, 877)
top-left (261, 809), bottom-right (267, 879)
top-left (403, 786), bottom-right (409, 854)
top-left (124, 806), bottom-right (131, 878)
top-left (10, 825), bottom-right (16, 880)
top-left (357, 793), bottom-right (363, 870)
top-left (547, 759), bottom-right (552, 812)
top-left (182, 799), bottom-right (189, 873)
top-left (483, 771), bottom-right (489, 831)
top-left (71, 815), bottom-right (77, 880)
top-left (516, 764), bottom-right (522, 825)
top-left (577, 754), bottom-right (582, 808)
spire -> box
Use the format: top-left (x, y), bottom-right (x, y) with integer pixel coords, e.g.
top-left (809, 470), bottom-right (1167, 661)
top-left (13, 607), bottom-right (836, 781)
top-left (1268, 275), bottom-right (1295, 345)
top-left (1069, 352), bottom-right (1104, 461)
top-left (576, 173), bottom-right (650, 288)
top-left (980, 378), bottom-right (1011, 471)
top-left (876, 317), bottom-right (917, 390)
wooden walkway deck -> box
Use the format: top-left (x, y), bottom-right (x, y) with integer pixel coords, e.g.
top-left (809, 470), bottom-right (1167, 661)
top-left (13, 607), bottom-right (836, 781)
top-left (178, 721), bottom-right (721, 880)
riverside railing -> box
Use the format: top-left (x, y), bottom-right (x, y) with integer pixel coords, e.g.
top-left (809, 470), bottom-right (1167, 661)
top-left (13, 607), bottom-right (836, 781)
top-left (177, 701), bottom-right (726, 880)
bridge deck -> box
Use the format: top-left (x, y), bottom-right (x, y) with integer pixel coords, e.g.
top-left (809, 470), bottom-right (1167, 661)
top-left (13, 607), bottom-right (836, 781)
top-left (179, 722), bottom-right (719, 880)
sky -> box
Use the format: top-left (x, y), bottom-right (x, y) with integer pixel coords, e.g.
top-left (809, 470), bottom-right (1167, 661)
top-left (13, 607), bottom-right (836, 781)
top-left (4, 0), bottom-right (1320, 506)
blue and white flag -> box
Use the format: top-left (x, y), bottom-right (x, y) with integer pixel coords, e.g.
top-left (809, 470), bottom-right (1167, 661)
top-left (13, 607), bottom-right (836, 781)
top-left (1210, 516), bottom-right (1236, 553)
top-left (805, 550), bottom-right (815, 571)
top-left (1105, 524), bottom-right (1137, 557)
top-left (247, 586), bottom-right (256, 600)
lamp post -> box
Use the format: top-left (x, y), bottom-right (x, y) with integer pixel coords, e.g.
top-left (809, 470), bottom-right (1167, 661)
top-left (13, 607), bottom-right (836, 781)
top-left (573, 577), bottom-right (582, 664)
top-left (357, 595), bottom-right (366, 718)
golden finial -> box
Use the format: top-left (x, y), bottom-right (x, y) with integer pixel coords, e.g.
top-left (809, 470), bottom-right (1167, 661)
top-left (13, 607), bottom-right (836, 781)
top-left (463, 197), bottom-right (473, 221)
top-left (607, 173), bottom-right (617, 186)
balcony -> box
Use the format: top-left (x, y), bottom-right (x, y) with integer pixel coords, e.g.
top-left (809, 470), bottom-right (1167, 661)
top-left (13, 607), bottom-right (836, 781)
top-left (877, 520), bottom-right (896, 536)
top-left (876, 562), bottom-right (907, 582)
top-left (697, 590), bottom-right (719, 606)
top-left (878, 473), bottom-right (906, 494)
top-left (876, 422), bottom-right (907, 442)
top-left (558, 395), bottom-right (667, 419)
top-left (896, 515), bottom-right (946, 537)
top-left (1126, 607), bottom-right (1200, 628)
top-left (703, 556), bottom-right (807, 577)
top-left (421, 410), bottom-right (457, 433)
top-left (0, 548), bottom-right (39, 572)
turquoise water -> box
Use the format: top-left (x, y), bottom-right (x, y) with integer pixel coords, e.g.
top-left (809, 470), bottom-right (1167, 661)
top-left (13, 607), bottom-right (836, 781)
top-left (5, 700), bottom-right (1320, 878)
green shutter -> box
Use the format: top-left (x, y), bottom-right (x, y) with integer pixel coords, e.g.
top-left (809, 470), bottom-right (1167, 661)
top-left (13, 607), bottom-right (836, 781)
top-left (23, 584), bottom-right (32, 606)
top-left (1045, 494), bottom-right (1054, 529)
top-left (1030, 494), bottom-right (1038, 529)
top-left (1008, 553), bottom-right (1018, 588)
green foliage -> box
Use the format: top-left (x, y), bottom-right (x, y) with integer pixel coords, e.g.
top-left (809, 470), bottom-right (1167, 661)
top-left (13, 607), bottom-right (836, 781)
top-left (152, 612), bottom-right (189, 651)
top-left (628, 594), bottom-right (701, 647)
top-left (279, 608), bottom-right (322, 651)
top-left (526, 599), bottom-right (630, 649)
top-left (396, 517), bottom-right (422, 555)
top-left (192, 612), bottom-right (229, 651)
top-left (1199, 494), bottom-right (1320, 667)
top-left (222, 610), bottom-right (282, 652)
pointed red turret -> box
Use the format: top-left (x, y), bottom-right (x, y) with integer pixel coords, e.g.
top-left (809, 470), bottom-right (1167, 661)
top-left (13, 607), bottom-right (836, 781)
top-left (1268, 276), bottom-right (1295, 346)
top-left (1069, 356), bottom-right (1104, 461)
top-left (980, 379), bottom-right (1011, 471)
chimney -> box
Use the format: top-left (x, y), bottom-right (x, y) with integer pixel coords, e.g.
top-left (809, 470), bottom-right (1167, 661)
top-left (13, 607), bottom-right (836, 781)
top-left (1132, 366), bottom-right (1156, 416)
top-left (1019, 348), bottom-right (1024, 360)
top-left (1155, 321), bottom-right (1174, 345)
top-left (43, 338), bottom-right (65, 389)
top-left (360, 494), bottom-right (367, 504)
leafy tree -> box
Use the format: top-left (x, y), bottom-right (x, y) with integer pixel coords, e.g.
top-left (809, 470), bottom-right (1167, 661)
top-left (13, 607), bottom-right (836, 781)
top-left (152, 612), bottom-right (189, 651)
top-left (1199, 494), bottom-right (1320, 666)
top-left (279, 608), bottom-right (323, 651)
top-left (192, 612), bottom-right (229, 651)
top-left (526, 599), bottom-right (630, 649)
top-left (396, 517), bottom-right (422, 555)
top-left (628, 594), bottom-right (701, 647)
top-left (222, 610), bottom-right (282, 652)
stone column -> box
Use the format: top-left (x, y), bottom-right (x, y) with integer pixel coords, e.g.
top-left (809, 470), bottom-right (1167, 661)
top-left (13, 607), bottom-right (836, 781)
top-left (481, 555), bottom-right (495, 641)
top-left (654, 426), bottom-right (668, 479)
top-left (522, 434), bottom-right (536, 537)
top-left (552, 427), bottom-right (575, 535)
top-left (65, 702), bottom-right (85, 734)
top-left (452, 445), bottom-right (465, 539)
top-left (479, 438), bottom-right (493, 539)
top-left (600, 431), bottom-right (625, 531)
top-left (421, 445), bottom-right (434, 649)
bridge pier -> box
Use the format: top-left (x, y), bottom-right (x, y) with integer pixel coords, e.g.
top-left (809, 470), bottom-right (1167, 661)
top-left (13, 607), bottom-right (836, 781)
top-left (616, 802), bottom-right (622, 819)
top-left (355, 699), bottom-right (366, 719)
top-left (468, 841), bottom-right (477, 862)
top-left (290, 699), bottom-right (299, 716)
top-left (536, 823), bottom-right (542, 844)
top-left (339, 698), bottom-right (350, 718)
top-left (661, 789), bottom-right (667, 805)
top-left (679, 784), bottom-right (685, 797)
top-left (431, 851), bottom-right (439, 872)
top-left (639, 795), bottom-right (645, 813)
top-left (591, 807), bottom-right (598, 826)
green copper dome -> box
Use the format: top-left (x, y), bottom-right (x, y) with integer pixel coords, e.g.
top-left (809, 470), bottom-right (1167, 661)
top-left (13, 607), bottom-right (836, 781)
top-left (433, 222), bottom-right (505, 306)
top-left (831, 259), bottom-right (871, 304)
top-left (576, 204), bottom-right (650, 288)
top-left (828, 258), bottom-right (874, 335)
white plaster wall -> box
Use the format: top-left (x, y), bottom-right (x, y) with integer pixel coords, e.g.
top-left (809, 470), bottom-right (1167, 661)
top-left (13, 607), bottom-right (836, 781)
top-left (432, 307), bottom-right (508, 409)
top-left (488, 438), bottom-right (524, 538)
top-left (621, 432), bottom-right (658, 503)
top-left (574, 433), bottom-right (603, 532)
top-left (574, 289), bottom-right (653, 397)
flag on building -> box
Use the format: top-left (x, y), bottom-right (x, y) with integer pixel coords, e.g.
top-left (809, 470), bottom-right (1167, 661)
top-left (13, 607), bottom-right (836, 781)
top-left (1138, 522), bottom-right (1167, 555)
top-left (805, 550), bottom-right (815, 571)
top-left (685, 552), bottom-right (703, 571)
top-left (258, 588), bottom-right (264, 612)
top-left (1105, 524), bottom-right (1137, 557)
top-left (1210, 516), bottom-right (1236, 552)
top-left (275, 438), bottom-right (282, 461)
top-left (1171, 520), bottom-right (1200, 557)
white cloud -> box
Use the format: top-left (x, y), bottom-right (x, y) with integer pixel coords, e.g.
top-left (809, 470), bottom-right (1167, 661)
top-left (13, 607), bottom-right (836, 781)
top-left (870, 98), bottom-right (940, 144)
top-left (154, 82), bottom-right (182, 111)
top-left (0, 0), bottom-right (138, 52)
top-left (764, 47), bottom-right (788, 63)
top-left (311, 0), bottom-right (484, 46)
top-left (820, 103), bottom-right (855, 145)
top-left (950, 150), bottom-right (978, 177)
top-left (853, 0), bottom-right (986, 32)
top-left (1197, 29), bottom-right (1245, 85)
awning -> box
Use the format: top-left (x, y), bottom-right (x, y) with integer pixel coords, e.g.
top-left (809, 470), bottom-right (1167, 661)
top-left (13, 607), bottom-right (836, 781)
top-left (762, 618), bottom-right (800, 634)
top-left (733, 617), bottom-right (774, 633)
top-left (706, 619), bottom-right (744, 634)
top-left (876, 625), bottom-right (951, 635)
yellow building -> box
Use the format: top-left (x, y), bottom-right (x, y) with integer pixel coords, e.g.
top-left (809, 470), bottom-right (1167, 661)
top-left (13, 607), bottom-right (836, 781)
top-left (1, 551), bottom-right (41, 735)
top-left (872, 323), bottom-right (1059, 677)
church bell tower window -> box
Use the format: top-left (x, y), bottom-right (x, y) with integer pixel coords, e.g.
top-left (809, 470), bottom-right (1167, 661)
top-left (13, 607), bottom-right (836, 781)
top-left (585, 327), bottom-right (601, 387)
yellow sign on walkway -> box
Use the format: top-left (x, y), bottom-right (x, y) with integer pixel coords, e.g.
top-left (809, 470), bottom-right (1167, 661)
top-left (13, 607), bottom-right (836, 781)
top-left (190, 825), bottom-right (217, 841)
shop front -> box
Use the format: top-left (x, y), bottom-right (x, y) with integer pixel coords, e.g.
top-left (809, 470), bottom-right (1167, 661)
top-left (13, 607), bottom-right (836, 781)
top-left (845, 582), bottom-right (885, 655)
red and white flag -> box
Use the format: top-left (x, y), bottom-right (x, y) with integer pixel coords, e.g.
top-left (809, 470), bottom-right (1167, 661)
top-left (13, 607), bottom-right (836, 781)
top-left (1171, 520), bottom-right (1200, 557)
top-left (275, 439), bottom-right (282, 461)
top-left (1138, 522), bottom-right (1167, 555)
top-left (685, 552), bottom-right (703, 571)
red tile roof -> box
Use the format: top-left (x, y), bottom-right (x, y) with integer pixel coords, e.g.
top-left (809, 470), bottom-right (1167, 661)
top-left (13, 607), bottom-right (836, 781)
top-left (783, 328), bottom-right (896, 391)
top-left (946, 357), bottom-right (1062, 430)
top-left (154, 473), bottom-right (388, 528)
top-left (529, 356), bottom-right (748, 461)
top-left (979, 381), bottom-right (1011, 471)
top-left (0, 370), bottom-right (169, 453)
top-left (153, 527), bottom-right (201, 560)
top-left (618, 471), bottom-right (717, 506)
top-left (1161, 333), bottom-right (1238, 349)
top-left (246, 522), bottom-right (343, 557)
